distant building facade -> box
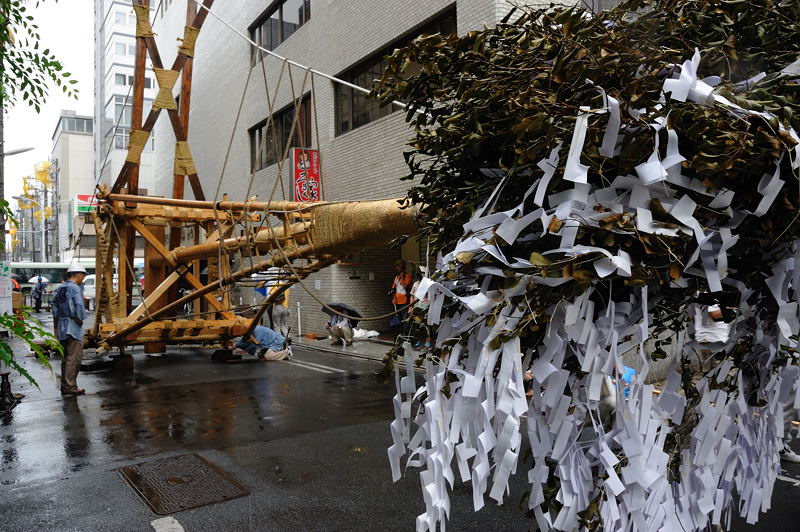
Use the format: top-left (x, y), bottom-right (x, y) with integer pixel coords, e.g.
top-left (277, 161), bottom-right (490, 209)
top-left (50, 111), bottom-right (95, 262)
top-left (150, 1), bottom-right (554, 336)
top-left (93, 0), bottom-right (157, 190)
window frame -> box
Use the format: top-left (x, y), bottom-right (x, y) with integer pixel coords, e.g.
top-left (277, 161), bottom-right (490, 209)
top-left (334, 6), bottom-right (456, 137)
top-left (248, 0), bottom-right (311, 65)
top-left (249, 95), bottom-right (312, 172)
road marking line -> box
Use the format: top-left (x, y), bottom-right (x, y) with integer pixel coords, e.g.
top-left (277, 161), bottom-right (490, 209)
top-left (285, 360), bottom-right (333, 374)
top-left (293, 358), bottom-right (348, 373)
top-left (151, 517), bottom-right (184, 532)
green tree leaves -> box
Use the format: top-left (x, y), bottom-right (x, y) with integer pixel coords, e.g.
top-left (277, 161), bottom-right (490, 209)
top-left (1, 0), bottom-right (78, 110)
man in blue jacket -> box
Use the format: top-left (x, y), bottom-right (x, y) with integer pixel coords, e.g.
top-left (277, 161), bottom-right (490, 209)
top-left (235, 325), bottom-right (292, 360)
top-left (51, 264), bottom-right (88, 395)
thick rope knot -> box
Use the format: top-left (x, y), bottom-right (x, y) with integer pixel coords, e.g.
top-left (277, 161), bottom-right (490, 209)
top-left (153, 68), bottom-right (179, 110)
top-left (125, 129), bottom-right (151, 164)
top-left (178, 25), bottom-right (200, 57)
top-left (133, 4), bottom-right (155, 38)
top-left (174, 141), bottom-right (197, 175)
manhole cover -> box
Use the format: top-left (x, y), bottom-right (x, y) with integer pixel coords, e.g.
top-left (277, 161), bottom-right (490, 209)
top-left (119, 453), bottom-right (249, 514)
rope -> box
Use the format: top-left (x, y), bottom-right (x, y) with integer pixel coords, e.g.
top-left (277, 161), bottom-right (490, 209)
top-left (310, 74), bottom-right (324, 200)
top-left (266, 220), bottom-right (411, 323)
top-left (209, 57), bottom-right (258, 300)
top-left (188, 0), bottom-right (408, 110)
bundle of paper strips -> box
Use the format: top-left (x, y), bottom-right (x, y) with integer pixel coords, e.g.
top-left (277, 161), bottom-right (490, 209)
top-left (379, 1), bottom-right (800, 530)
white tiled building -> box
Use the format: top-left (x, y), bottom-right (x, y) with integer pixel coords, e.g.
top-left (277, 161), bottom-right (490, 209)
top-left (149, 0), bottom-right (550, 337)
top-left (93, 0), bottom-right (157, 191)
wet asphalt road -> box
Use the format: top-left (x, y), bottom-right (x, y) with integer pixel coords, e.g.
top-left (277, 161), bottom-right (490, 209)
top-left (0, 336), bottom-right (535, 531)
top-left (2, 323), bottom-right (800, 530)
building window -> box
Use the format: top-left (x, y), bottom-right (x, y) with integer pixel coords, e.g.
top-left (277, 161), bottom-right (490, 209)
top-left (114, 128), bottom-right (129, 150)
top-left (249, 0), bottom-right (311, 63)
top-left (60, 117), bottom-right (92, 134)
top-left (249, 96), bottom-right (311, 172)
top-left (115, 42), bottom-right (127, 55)
top-left (114, 74), bottom-right (152, 88)
top-left (334, 7), bottom-right (456, 136)
top-left (128, 44), bottom-right (136, 55)
top-left (115, 102), bottom-right (132, 127)
top-left (115, 11), bottom-right (127, 24)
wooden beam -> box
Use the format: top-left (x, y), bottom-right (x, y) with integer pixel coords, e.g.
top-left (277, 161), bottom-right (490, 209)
top-left (129, 271), bottom-right (180, 321)
top-left (110, 202), bottom-right (261, 223)
top-left (122, 0), bottom-right (149, 315)
top-left (111, 0), bottom-right (216, 193)
top-left (104, 193), bottom-right (308, 212)
top-left (101, 245), bottom-right (315, 347)
top-left (143, 219), bottom-right (167, 353)
top-left (128, 218), bottom-right (233, 317)
top-left (100, 317), bottom-right (246, 334)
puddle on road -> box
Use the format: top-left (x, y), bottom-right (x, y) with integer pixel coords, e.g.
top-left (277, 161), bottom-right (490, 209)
top-left (0, 363), bottom-right (396, 487)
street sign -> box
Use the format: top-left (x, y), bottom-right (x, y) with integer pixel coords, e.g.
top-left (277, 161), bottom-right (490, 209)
top-left (75, 194), bottom-right (98, 214)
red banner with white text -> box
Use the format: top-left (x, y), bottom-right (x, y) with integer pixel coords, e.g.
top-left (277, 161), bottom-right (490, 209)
top-left (292, 148), bottom-right (321, 203)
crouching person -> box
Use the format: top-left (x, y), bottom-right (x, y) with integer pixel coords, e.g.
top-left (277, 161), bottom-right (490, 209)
top-left (235, 325), bottom-right (292, 360)
top-left (325, 315), bottom-right (353, 346)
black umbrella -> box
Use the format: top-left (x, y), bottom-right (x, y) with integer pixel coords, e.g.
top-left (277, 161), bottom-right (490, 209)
top-left (322, 302), bottom-right (361, 327)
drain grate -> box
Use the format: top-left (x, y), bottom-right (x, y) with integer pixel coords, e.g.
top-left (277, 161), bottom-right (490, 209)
top-left (119, 453), bottom-right (249, 514)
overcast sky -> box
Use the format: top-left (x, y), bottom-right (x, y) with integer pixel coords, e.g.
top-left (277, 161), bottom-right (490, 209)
top-left (3, 0), bottom-right (94, 200)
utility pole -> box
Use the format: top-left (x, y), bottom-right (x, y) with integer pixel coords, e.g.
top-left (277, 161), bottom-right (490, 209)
top-left (40, 182), bottom-right (46, 261)
top-left (1, 67), bottom-right (5, 255)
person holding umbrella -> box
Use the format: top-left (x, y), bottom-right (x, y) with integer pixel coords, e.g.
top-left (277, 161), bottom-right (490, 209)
top-left (323, 303), bottom-right (360, 347)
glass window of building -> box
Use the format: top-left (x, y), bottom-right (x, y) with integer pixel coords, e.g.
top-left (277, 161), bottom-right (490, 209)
top-left (128, 44), bottom-right (136, 55)
top-left (115, 100), bottom-right (132, 127)
top-left (114, 11), bottom-right (126, 24)
top-left (249, 96), bottom-right (311, 172)
top-left (334, 8), bottom-right (456, 136)
top-left (249, 0), bottom-right (310, 63)
top-left (115, 42), bottom-right (126, 55)
top-left (114, 128), bottom-right (130, 150)
top-left (115, 73), bottom-right (126, 85)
